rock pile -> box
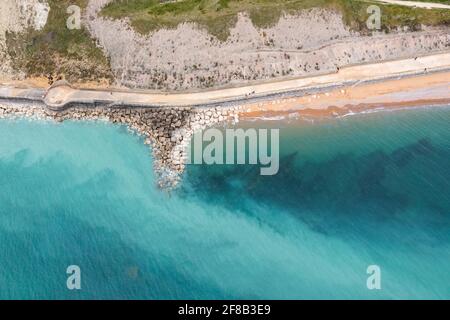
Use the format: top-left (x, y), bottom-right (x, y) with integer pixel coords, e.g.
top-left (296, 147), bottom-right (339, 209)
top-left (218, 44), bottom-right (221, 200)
top-left (0, 102), bottom-right (242, 190)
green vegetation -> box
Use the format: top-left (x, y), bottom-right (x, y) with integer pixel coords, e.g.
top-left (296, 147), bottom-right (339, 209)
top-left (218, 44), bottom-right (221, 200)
top-left (4, 0), bottom-right (450, 84)
top-left (102, 0), bottom-right (450, 40)
top-left (6, 0), bottom-right (113, 84)
top-left (410, 0), bottom-right (449, 4)
top-left (102, 0), bottom-right (338, 40)
top-left (342, 0), bottom-right (450, 32)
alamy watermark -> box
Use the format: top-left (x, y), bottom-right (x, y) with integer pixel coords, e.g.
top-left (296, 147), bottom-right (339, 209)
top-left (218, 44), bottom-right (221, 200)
top-left (66, 265), bottom-right (81, 290)
top-left (66, 5), bottom-right (81, 30)
top-left (63, 263), bottom-right (381, 292)
top-left (366, 5), bottom-right (382, 30)
top-left (64, 4), bottom-right (382, 33)
top-left (366, 265), bottom-right (381, 290)
top-left (187, 128), bottom-right (279, 176)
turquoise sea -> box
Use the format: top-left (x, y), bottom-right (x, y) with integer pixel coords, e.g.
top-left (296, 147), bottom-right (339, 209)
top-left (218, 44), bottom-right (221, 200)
top-left (0, 106), bottom-right (449, 299)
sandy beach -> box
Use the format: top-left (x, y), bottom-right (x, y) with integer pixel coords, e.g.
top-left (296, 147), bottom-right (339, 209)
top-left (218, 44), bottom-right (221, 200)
top-left (240, 70), bottom-right (450, 120)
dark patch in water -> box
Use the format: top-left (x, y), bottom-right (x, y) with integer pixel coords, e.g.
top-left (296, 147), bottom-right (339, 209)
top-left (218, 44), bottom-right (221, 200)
top-left (182, 137), bottom-right (450, 241)
top-left (391, 138), bottom-right (436, 167)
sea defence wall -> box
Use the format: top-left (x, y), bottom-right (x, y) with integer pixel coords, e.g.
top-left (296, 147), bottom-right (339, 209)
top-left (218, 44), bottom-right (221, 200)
top-left (0, 88), bottom-right (242, 190)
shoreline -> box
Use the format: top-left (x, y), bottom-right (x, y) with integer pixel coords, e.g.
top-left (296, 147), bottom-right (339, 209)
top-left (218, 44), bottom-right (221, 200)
top-left (240, 71), bottom-right (450, 120)
top-left (0, 100), bottom-right (241, 190)
top-left (1, 55), bottom-right (449, 190)
top-left (1, 51), bottom-right (449, 110)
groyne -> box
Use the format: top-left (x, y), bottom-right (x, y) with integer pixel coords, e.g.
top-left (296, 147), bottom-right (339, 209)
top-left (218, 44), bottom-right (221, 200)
top-left (0, 99), bottom-right (242, 190)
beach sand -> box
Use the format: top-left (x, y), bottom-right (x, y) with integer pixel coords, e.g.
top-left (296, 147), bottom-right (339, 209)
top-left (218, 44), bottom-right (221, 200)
top-left (240, 71), bottom-right (450, 120)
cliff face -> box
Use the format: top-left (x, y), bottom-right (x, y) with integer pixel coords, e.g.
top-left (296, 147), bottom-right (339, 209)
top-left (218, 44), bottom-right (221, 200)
top-left (87, 1), bottom-right (450, 91)
top-left (1, 0), bottom-right (450, 90)
top-left (1, 0), bottom-right (112, 86)
top-left (0, 0), bottom-right (50, 80)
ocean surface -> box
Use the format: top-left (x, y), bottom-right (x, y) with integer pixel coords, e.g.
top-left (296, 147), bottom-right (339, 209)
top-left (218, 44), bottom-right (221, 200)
top-left (0, 106), bottom-right (449, 299)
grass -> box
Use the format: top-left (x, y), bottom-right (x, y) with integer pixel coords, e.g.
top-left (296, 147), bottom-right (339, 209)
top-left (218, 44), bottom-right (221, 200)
top-left (4, 0), bottom-right (449, 84)
top-left (409, 0), bottom-right (450, 3)
top-left (6, 0), bottom-right (113, 84)
top-left (101, 0), bottom-right (337, 40)
top-left (342, 0), bottom-right (450, 32)
top-left (101, 0), bottom-right (450, 40)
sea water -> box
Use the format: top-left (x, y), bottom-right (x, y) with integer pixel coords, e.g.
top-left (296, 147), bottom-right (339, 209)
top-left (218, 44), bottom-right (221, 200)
top-left (0, 106), bottom-right (449, 299)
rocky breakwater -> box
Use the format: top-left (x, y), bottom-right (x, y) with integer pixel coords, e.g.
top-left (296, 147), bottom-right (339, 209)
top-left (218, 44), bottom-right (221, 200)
top-left (0, 101), bottom-right (242, 190)
top-left (106, 105), bottom-right (242, 190)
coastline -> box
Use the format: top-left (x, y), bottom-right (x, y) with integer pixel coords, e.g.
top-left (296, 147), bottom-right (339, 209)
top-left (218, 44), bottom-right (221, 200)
top-left (1, 51), bottom-right (450, 110)
top-left (1, 55), bottom-right (449, 189)
top-left (240, 71), bottom-right (450, 120)
top-left (0, 101), bottom-right (241, 190)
